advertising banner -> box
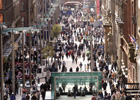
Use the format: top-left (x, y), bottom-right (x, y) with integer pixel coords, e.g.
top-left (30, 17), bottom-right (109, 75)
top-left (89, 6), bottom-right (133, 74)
top-left (0, 0), bottom-right (2, 9)
top-left (0, 13), bottom-right (3, 23)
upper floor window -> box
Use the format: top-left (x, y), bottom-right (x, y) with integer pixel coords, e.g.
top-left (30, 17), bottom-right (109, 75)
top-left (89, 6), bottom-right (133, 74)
top-left (21, 2), bottom-right (24, 11)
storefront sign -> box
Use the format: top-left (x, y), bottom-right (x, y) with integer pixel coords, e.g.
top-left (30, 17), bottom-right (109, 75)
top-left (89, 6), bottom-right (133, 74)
top-left (0, 13), bottom-right (3, 23)
top-left (0, 0), bottom-right (2, 9)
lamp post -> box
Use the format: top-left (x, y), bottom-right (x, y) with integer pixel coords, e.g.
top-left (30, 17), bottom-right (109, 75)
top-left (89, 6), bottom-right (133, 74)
top-left (40, 29), bottom-right (42, 65)
top-left (22, 31), bottom-right (25, 88)
top-left (0, 26), bottom-right (4, 100)
top-left (29, 30), bottom-right (32, 92)
top-left (12, 29), bottom-right (15, 94)
top-left (36, 31), bottom-right (39, 69)
top-left (90, 32), bottom-right (94, 71)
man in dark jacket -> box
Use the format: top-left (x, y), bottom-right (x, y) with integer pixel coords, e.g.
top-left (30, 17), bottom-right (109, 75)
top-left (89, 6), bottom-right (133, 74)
top-left (31, 92), bottom-right (38, 100)
top-left (103, 81), bottom-right (107, 91)
top-left (73, 85), bottom-right (78, 99)
top-left (126, 93), bottom-right (132, 100)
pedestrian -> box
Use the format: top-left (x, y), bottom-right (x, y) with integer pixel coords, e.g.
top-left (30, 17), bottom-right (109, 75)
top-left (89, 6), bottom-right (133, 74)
top-left (113, 60), bottom-right (117, 71)
top-left (98, 90), bottom-right (103, 100)
top-left (126, 93), bottom-right (132, 100)
top-left (103, 81), bottom-right (107, 91)
top-left (82, 53), bottom-right (85, 61)
top-left (31, 92), bottom-right (38, 100)
top-left (4, 93), bottom-right (8, 100)
top-left (37, 77), bottom-right (40, 84)
top-left (58, 60), bottom-right (61, 69)
top-left (107, 93), bottom-right (111, 100)
top-left (111, 92), bottom-right (116, 100)
top-left (10, 92), bottom-right (16, 100)
top-left (86, 64), bottom-right (89, 71)
top-left (75, 56), bottom-right (77, 64)
top-left (15, 82), bottom-right (19, 95)
top-left (134, 94), bottom-right (139, 100)
top-left (21, 92), bottom-right (26, 100)
top-left (76, 66), bottom-right (79, 72)
top-left (36, 91), bottom-right (40, 100)
top-left (62, 52), bottom-right (64, 60)
top-left (72, 54), bottom-right (75, 63)
top-left (79, 62), bottom-right (83, 71)
top-left (41, 89), bottom-right (45, 100)
top-left (26, 94), bottom-right (30, 100)
top-left (120, 92), bottom-right (126, 100)
top-left (73, 85), bottom-right (78, 99)
top-left (116, 91), bottom-right (121, 100)
top-left (69, 67), bottom-right (73, 72)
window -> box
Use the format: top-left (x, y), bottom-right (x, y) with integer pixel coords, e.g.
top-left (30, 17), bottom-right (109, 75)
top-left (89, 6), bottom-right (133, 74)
top-left (21, 2), bottom-right (24, 11)
top-left (21, 17), bottom-right (25, 26)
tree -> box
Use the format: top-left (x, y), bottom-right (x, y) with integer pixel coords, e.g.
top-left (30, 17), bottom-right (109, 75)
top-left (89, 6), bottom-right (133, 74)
top-left (51, 24), bottom-right (62, 39)
top-left (42, 42), bottom-right (55, 59)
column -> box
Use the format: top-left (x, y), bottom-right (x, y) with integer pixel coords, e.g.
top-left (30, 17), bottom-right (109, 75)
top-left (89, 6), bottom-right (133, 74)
top-left (0, 27), bottom-right (4, 100)
top-left (12, 30), bottom-right (15, 94)
top-left (22, 32), bottom-right (25, 88)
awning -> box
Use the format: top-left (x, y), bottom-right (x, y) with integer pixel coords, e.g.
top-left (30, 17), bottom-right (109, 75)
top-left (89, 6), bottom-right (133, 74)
top-left (64, 1), bottom-right (83, 5)
top-left (3, 47), bottom-right (12, 57)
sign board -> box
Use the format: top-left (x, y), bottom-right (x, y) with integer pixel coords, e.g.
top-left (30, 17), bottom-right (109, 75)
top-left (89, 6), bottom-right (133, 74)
top-left (45, 91), bottom-right (52, 99)
top-left (0, 13), bottom-right (3, 23)
top-left (0, 0), bottom-right (2, 9)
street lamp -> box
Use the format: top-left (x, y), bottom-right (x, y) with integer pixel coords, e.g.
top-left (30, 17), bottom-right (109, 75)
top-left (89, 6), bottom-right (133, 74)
top-left (0, 24), bottom-right (6, 100)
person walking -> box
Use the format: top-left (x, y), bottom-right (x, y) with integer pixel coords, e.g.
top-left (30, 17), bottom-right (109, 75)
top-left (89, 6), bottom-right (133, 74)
top-left (82, 52), bottom-right (85, 61)
top-left (21, 92), bottom-right (26, 100)
top-left (73, 85), bottom-right (78, 99)
top-left (111, 92), bottom-right (116, 100)
top-left (75, 56), bottom-right (77, 64)
top-left (4, 93), bottom-right (8, 100)
top-left (62, 52), bottom-right (64, 60)
top-left (126, 93), bottom-right (132, 100)
top-left (31, 92), bottom-right (38, 100)
top-left (79, 62), bottom-right (83, 71)
top-left (103, 81), bottom-right (107, 91)
top-left (26, 94), bottom-right (30, 100)
top-left (41, 89), bottom-right (45, 100)
top-left (76, 66), bottom-right (79, 72)
top-left (10, 92), bottom-right (16, 100)
top-left (120, 92), bottom-right (126, 100)
top-left (69, 67), bottom-right (73, 72)
top-left (134, 94), bottom-right (139, 100)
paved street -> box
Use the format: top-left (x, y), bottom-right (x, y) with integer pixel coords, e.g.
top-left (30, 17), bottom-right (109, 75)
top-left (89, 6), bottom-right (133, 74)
top-left (1, 0), bottom-right (139, 100)
top-left (57, 96), bottom-right (93, 100)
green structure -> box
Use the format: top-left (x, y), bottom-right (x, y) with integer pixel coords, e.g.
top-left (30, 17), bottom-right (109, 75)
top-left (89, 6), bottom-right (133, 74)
top-left (51, 72), bottom-right (102, 99)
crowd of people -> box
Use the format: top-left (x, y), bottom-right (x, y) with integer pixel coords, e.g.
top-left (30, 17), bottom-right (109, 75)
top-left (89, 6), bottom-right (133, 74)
top-left (2, 4), bottom-right (139, 100)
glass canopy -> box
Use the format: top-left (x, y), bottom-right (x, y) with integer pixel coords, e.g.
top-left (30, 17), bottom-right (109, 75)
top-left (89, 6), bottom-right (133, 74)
top-left (51, 72), bottom-right (102, 99)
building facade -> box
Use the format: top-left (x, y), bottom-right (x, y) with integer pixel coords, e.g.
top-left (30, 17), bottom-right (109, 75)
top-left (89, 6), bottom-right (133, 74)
top-left (136, 0), bottom-right (140, 83)
top-left (0, 0), bottom-right (14, 25)
top-left (102, 0), bottom-right (138, 83)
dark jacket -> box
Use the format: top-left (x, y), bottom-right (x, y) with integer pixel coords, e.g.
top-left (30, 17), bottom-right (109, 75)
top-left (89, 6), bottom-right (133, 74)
top-left (10, 94), bottom-right (16, 100)
top-left (126, 96), bottom-right (132, 100)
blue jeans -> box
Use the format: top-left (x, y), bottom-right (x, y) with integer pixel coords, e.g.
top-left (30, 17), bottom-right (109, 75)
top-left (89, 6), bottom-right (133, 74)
top-left (74, 92), bottom-right (76, 98)
top-left (22, 98), bottom-right (26, 100)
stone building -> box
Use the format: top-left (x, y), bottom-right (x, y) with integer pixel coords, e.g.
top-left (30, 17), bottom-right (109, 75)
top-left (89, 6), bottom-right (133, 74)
top-left (102, 0), bottom-right (138, 83)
